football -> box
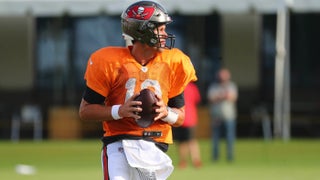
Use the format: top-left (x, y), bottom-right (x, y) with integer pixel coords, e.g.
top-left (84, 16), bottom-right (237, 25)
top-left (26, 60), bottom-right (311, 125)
top-left (134, 88), bottom-right (159, 128)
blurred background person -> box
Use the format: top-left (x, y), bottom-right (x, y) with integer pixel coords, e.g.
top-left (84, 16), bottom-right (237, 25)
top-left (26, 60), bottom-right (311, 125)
top-left (207, 68), bottom-right (238, 162)
top-left (173, 82), bottom-right (202, 169)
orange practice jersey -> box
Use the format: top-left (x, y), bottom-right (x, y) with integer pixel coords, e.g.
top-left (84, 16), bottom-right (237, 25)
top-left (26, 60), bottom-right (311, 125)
top-left (84, 46), bottom-right (197, 144)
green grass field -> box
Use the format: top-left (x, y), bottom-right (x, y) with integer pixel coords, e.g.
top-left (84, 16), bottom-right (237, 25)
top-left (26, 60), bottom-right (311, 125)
top-left (1, 139), bottom-right (320, 180)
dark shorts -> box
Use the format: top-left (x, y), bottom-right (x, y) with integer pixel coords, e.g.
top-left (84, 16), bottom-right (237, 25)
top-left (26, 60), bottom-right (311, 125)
top-left (173, 126), bottom-right (195, 142)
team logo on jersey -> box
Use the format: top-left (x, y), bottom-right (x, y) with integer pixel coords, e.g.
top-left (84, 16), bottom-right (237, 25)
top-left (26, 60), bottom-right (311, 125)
top-left (126, 5), bottom-right (154, 20)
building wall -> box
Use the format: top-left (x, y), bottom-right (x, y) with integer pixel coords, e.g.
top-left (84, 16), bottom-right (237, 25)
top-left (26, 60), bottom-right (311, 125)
top-left (0, 14), bottom-right (263, 139)
top-left (0, 16), bottom-right (34, 90)
top-left (222, 13), bottom-right (261, 89)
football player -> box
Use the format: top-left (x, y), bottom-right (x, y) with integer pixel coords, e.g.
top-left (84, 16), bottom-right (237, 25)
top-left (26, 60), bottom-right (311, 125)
top-left (79, 1), bottom-right (197, 179)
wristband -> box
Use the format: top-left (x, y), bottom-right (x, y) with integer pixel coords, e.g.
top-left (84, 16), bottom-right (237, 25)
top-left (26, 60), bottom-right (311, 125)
top-left (111, 105), bottom-right (122, 120)
top-left (162, 107), bottom-right (178, 125)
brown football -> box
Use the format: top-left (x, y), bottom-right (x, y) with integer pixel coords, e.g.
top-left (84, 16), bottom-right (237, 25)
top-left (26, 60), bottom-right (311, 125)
top-left (134, 88), bottom-right (159, 128)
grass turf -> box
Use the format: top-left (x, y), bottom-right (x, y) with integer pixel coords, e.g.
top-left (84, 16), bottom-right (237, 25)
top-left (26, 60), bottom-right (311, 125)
top-left (0, 139), bottom-right (319, 180)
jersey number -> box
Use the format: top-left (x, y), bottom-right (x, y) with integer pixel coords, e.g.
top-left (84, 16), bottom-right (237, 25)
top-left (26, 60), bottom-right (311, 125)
top-left (125, 78), bottom-right (162, 101)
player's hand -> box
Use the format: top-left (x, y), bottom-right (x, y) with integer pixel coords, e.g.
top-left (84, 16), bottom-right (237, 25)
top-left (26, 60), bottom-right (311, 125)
top-left (154, 94), bottom-right (168, 121)
top-left (118, 93), bottom-right (142, 119)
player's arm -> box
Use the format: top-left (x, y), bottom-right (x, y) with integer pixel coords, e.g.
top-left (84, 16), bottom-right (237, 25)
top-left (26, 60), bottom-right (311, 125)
top-left (225, 90), bottom-right (237, 102)
top-left (154, 92), bottom-right (185, 127)
top-left (225, 85), bottom-right (238, 102)
top-left (207, 86), bottom-right (223, 103)
top-left (79, 86), bottom-right (142, 121)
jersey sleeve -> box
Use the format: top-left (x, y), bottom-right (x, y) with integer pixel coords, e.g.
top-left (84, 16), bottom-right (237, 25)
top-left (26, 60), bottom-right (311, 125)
top-left (84, 51), bottom-right (110, 97)
top-left (168, 49), bottom-right (197, 98)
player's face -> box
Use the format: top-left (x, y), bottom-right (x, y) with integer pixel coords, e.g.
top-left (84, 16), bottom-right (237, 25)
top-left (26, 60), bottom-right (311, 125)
top-left (219, 69), bottom-right (231, 82)
top-left (154, 24), bottom-right (168, 50)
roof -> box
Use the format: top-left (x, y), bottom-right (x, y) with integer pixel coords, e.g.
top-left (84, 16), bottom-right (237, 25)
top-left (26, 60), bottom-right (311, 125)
top-left (0, 0), bottom-right (319, 17)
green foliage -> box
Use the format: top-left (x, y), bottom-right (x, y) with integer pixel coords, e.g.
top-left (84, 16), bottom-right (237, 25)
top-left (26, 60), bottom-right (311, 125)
top-left (1, 139), bottom-right (320, 180)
